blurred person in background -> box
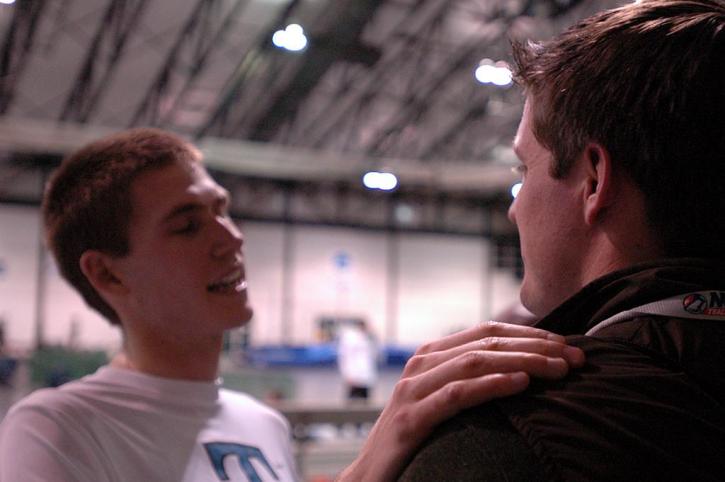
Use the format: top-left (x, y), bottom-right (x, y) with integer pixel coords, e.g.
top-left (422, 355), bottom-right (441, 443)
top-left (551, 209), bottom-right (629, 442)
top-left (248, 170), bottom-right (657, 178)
top-left (337, 319), bottom-right (379, 403)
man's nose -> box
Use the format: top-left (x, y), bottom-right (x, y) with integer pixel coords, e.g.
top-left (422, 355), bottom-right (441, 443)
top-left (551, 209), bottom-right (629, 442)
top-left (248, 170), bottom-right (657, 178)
top-left (212, 216), bottom-right (243, 257)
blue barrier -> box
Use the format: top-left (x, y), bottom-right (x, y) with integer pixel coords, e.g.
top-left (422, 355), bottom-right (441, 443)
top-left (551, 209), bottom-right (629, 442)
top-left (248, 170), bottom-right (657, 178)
top-left (244, 344), bottom-right (415, 368)
top-left (246, 344), bottom-right (338, 367)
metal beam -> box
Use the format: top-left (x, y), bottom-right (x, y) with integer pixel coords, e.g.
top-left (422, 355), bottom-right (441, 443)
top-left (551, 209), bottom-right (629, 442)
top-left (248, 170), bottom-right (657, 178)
top-left (195, 0), bottom-right (304, 139)
top-left (0, 0), bottom-right (48, 114)
top-left (0, 116), bottom-right (518, 193)
top-left (296, 0), bottom-right (453, 149)
top-left (362, 1), bottom-right (529, 157)
top-left (362, 40), bottom-right (482, 157)
top-left (245, 0), bottom-right (387, 142)
top-left (59, 0), bottom-right (150, 123)
top-left (129, 0), bottom-right (249, 127)
top-left (419, 97), bottom-right (489, 160)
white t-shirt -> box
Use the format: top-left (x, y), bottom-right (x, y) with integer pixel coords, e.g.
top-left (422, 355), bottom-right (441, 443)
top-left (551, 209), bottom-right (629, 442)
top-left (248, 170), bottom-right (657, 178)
top-left (0, 366), bottom-right (297, 481)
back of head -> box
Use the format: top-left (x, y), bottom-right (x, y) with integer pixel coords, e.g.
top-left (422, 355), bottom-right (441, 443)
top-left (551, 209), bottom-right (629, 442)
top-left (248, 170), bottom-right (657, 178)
top-left (42, 128), bottom-right (200, 324)
top-left (512, 0), bottom-right (725, 259)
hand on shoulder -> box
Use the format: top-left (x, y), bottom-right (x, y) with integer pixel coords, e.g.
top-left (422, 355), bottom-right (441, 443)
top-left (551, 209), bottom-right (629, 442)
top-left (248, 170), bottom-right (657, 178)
top-left (338, 321), bottom-right (585, 481)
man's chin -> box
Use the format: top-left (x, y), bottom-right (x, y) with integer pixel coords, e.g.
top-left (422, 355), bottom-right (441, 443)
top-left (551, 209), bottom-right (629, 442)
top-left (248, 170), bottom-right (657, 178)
top-left (519, 285), bottom-right (546, 318)
top-left (235, 305), bottom-right (254, 325)
top-left (211, 307), bottom-right (253, 332)
top-left (240, 307), bottom-right (254, 325)
top-left (214, 295), bottom-right (253, 325)
top-left (521, 295), bottom-right (559, 320)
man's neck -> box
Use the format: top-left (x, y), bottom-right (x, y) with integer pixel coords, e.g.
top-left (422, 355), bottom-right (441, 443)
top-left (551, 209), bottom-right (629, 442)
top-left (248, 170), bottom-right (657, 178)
top-left (582, 177), bottom-right (665, 288)
top-left (579, 225), bottom-right (664, 292)
top-left (113, 332), bottom-right (224, 382)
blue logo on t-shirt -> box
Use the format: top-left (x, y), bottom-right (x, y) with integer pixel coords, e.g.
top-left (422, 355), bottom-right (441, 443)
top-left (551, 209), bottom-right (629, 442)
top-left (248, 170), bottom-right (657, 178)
top-left (204, 442), bottom-right (279, 481)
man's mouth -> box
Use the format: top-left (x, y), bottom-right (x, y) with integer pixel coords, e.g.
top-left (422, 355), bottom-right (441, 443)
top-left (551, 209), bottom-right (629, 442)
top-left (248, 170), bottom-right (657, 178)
top-left (207, 269), bottom-right (247, 294)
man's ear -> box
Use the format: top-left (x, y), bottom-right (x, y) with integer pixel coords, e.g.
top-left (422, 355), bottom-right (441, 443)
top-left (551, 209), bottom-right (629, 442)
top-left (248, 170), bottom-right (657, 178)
top-left (581, 142), bottom-right (616, 226)
top-left (79, 250), bottom-right (127, 298)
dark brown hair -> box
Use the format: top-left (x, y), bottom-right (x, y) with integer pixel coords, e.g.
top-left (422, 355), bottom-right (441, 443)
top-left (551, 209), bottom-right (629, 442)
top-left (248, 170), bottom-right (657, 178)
top-left (512, 0), bottom-right (725, 258)
top-left (42, 128), bottom-right (200, 324)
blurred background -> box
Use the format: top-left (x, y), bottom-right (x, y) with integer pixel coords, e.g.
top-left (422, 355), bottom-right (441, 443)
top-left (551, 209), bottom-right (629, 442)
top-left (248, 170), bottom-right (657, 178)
top-left (0, 0), bottom-right (624, 479)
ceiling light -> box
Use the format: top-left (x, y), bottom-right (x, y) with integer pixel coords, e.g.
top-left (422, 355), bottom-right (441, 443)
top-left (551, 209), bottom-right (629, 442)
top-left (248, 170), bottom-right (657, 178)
top-left (363, 171), bottom-right (398, 191)
top-left (475, 59), bottom-right (513, 87)
top-left (272, 24), bottom-right (308, 52)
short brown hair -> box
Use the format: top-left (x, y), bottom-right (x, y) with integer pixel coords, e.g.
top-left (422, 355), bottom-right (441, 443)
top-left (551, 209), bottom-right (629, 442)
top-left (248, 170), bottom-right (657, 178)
top-left (512, 0), bottom-right (725, 258)
top-left (42, 128), bottom-right (200, 324)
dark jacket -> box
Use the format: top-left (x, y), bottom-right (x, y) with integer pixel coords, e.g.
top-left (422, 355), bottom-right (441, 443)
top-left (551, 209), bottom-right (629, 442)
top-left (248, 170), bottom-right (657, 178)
top-left (399, 259), bottom-right (725, 481)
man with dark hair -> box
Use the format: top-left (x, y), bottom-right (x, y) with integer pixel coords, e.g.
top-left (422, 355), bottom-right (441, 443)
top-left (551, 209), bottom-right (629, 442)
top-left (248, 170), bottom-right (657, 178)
top-left (400, 1), bottom-right (725, 480)
top-left (0, 128), bottom-right (585, 481)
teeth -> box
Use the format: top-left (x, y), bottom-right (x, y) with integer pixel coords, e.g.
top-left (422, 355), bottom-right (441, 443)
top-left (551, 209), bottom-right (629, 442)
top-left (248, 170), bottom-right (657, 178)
top-left (208, 269), bottom-right (245, 292)
top-left (219, 271), bottom-right (240, 284)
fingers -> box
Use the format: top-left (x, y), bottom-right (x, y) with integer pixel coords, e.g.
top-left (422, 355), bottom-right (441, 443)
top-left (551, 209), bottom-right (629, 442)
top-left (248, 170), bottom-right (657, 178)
top-left (404, 350), bottom-right (568, 400)
top-left (404, 337), bottom-right (584, 377)
top-left (386, 371), bottom-right (531, 448)
top-left (342, 323), bottom-right (583, 482)
top-left (414, 372), bottom-right (530, 431)
top-left (416, 320), bottom-right (564, 355)
top-left (344, 371), bottom-right (533, 482)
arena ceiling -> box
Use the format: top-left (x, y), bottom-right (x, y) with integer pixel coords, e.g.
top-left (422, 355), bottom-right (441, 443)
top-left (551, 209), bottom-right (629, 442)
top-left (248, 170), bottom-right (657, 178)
top-left (0, 0), bottom-right (623, 232)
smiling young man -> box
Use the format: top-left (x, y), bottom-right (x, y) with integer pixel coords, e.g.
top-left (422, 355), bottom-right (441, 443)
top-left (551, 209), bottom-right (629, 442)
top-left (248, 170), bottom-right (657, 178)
top-left (0, 128), bottom-right (586, 481)
top-left (399, 1), bottom-right (725, 480)
top-left (0, 130), bottom-right (298, 482)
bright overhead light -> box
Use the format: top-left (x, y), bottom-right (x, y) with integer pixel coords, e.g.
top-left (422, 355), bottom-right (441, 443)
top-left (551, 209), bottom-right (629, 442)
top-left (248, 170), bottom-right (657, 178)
top-left (286, 24), bottom-right (303, 36)
top-left (363, 171), bottom-right (398, 191)
top-left (0, 0), bottom-right (16, 4)
top-left (511, 182), bottom-right (523, 198)
top-left (272, 31), bottom-right (287, 48)
top-left (475, 59), bottom-right (513, 87)
top-left (272, 23), bottom-right (308, 52)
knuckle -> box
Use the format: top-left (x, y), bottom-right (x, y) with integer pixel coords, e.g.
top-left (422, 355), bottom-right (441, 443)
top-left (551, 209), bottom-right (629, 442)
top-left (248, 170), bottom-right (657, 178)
top-left (403, 354), bottom-right (426, 375)
top-left (492, 373), bottom-right (518, 395)
top-left (484, 373), bottom-right (507, 393)
top-left (443, 381), bottom-right (466, 405)
top-left (459, 351), bottom-right (486, 373)
top-left (415, 342), bottom-right (435, 356)
top-left (478, 320), bottom-right (499, 334)
top-left (544, 341), bottom-right (563, 357)
top-left (393, 377), bottom-right (415, 400)
top-left (525, 353), bottom-right (547, 370)
top-left (482, 336), bottom-right (503, 351)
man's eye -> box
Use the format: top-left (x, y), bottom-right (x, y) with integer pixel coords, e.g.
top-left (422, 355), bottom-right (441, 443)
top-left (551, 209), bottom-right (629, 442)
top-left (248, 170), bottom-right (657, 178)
top-left (172, 219), bottom-right (200, 235)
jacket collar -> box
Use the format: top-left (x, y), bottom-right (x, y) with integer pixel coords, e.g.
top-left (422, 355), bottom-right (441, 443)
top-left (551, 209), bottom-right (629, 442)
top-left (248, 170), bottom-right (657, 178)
top-left (534, 258), bottom-right (725, 335)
